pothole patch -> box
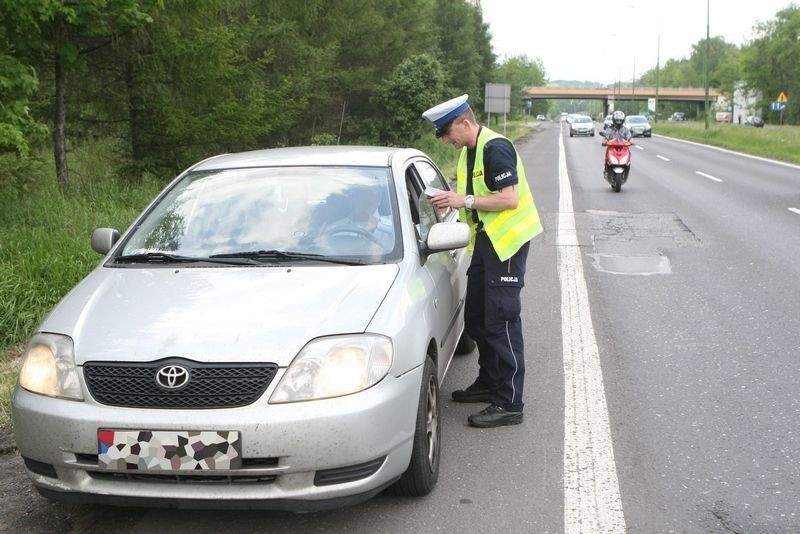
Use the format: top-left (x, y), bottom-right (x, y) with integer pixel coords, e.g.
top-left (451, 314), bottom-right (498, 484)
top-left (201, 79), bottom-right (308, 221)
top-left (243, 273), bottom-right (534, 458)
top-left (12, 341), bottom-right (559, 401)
top-left (588, 253), bottom-right (671, 275)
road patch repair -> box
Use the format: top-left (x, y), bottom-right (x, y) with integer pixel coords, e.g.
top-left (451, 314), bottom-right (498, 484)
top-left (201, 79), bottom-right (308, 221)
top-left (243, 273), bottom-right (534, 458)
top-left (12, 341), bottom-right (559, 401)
top-left (579, 210), bottom-right (701, 275)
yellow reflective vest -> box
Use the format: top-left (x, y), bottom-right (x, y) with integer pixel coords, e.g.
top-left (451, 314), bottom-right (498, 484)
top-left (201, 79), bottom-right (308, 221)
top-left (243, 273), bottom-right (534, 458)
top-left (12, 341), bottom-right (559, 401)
top-left (456, 127), bottom-right (543, 261)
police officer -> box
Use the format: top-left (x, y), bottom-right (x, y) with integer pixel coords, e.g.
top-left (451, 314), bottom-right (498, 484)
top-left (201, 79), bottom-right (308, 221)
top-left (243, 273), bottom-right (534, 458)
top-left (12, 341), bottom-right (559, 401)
top-left (422, 94), bottom-right (543, 428)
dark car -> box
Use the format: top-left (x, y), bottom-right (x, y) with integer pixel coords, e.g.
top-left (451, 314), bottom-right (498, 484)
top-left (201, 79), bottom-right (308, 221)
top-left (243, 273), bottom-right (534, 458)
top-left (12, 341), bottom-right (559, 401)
top-left (746, 116), bottom-right (765, 128)
top-left (670, 112), bottom-right (686, 122)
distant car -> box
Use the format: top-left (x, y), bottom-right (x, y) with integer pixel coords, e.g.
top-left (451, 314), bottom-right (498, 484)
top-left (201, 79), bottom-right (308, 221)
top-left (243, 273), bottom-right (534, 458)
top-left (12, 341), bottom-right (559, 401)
top-left (11, 145), bottom-right (474, 511)
top-left (536, 114), bottom-right (547, 121)
top-left (745, 116), bottom-right (765, 128)
top-left (670, 112), bottom-right (686, 122)
top-left (603, 115), bottom-right (613, 128)
top-left (568, 114), bottom-right (595, 137)
top-left (624, 115), bottom-right (652, 137)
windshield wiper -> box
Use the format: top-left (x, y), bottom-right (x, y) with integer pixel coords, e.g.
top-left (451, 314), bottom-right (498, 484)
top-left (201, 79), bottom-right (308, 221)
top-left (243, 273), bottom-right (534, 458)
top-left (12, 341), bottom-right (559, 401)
top-left (114, 252), bottom-right (258, 265)
top-left (210, 250), bottom-right (367, 265)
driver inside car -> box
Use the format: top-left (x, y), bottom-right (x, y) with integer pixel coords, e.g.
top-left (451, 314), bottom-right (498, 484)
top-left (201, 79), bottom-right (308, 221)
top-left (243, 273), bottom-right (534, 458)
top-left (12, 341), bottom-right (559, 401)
top-left (325, 185), bottom-right (395, 251)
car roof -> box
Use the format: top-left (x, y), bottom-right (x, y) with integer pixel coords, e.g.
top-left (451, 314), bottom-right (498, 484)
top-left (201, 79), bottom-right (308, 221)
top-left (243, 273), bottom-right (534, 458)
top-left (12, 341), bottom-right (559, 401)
top-left (191, 145), bottom-right (423, 171)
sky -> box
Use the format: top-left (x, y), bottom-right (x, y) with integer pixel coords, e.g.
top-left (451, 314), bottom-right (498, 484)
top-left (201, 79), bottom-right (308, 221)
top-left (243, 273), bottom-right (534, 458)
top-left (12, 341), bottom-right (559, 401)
top-left (480, 0), bottom-right (796, 85)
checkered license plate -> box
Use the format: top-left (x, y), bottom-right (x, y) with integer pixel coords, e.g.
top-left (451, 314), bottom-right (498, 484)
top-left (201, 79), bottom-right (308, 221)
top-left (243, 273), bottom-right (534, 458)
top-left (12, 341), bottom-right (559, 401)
top-left (98, 430), bottom-right (242, 471)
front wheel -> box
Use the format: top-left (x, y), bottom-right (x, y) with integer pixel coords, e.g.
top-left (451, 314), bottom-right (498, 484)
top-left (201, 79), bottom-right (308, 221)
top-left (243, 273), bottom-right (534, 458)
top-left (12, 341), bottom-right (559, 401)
top-left (389, 357), bottom-right (440, 496)
top-left (612, 173), bottom-right (622, 192)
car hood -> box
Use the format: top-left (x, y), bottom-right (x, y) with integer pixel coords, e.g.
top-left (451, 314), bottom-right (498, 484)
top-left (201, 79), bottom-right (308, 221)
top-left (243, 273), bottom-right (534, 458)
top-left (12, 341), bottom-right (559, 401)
top-left (42, 264), bottom-right (400, 366)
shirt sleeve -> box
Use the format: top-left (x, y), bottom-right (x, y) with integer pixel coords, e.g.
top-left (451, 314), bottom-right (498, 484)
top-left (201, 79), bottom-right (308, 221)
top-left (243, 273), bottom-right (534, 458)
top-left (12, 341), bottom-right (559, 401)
top-left (483, 138), bottom-right (519, 192)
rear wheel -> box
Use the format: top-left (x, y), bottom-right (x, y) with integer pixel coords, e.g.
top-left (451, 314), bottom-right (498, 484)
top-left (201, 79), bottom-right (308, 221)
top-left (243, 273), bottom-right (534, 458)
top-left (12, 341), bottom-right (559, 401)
top-left (390, 357), bottom-right (440, 496)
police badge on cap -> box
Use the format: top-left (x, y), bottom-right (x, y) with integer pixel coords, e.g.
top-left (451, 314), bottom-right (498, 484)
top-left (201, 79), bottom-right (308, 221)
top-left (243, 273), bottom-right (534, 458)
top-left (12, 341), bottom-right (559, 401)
top-left (422, 94), bottom-right (470, 138)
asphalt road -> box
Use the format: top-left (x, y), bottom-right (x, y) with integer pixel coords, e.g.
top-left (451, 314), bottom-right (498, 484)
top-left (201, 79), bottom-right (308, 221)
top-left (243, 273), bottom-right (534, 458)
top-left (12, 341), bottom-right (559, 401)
top-left (3, 122), bottom-right (798, 533)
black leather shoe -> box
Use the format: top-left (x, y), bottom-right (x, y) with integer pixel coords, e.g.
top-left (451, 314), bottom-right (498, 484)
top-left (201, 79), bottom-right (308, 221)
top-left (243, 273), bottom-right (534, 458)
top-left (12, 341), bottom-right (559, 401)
top-left (468, 405), bottom-right (523, 428)
top-left (451, 383), bottom-right (493, 403)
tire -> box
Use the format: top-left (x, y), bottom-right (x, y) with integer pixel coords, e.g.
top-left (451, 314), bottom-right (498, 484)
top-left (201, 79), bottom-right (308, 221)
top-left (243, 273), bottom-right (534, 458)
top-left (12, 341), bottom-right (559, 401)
top-left (455, 330), bottom-right (476, 355)
top-left (390, 357), bottom-right (440, 496)
top-left (612, 174), bottom-right (622, 192)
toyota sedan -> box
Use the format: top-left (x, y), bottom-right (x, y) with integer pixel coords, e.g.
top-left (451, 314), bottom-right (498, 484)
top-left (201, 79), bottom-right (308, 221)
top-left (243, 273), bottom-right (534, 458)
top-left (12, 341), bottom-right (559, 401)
top-left (12, 146), bottom-right (472, 511)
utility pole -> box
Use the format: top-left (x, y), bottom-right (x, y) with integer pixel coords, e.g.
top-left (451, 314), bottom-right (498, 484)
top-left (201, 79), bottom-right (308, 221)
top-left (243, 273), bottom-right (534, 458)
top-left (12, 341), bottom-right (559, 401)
top-left (704, 0), bottom-right (710, 130)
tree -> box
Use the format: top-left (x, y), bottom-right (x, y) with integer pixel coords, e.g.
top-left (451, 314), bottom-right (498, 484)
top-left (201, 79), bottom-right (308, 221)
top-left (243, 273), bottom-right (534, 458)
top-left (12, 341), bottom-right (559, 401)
top-left (493, 55), bottom-right (546, 118)
top-left (371, 54), bottom-right (448, 146)
top-left (1, 0), bottom-right (157, 192)
top-left (741, 6), bottom-right (800, 124)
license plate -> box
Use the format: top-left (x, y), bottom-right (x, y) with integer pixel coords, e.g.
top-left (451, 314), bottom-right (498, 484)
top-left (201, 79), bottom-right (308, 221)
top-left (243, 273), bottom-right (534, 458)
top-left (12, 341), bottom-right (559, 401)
top-left (98, 430), bottom-right (242, 471)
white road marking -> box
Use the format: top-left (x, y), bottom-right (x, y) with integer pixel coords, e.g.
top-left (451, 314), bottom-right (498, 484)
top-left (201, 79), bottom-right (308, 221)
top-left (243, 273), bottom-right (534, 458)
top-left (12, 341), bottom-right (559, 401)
top-left (695, 171), bottom-right (723, 182)
top-left (657, 155), bottom-right (670, 161)
top-left (789, 208), bottom-right (800, 216)
top-left (558, 129), bottom-right (626, 533)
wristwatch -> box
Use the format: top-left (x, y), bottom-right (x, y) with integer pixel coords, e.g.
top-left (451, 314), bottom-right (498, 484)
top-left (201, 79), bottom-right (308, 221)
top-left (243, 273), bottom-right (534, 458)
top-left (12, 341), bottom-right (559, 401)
top-left (464, 195), bottom-right (475, 210)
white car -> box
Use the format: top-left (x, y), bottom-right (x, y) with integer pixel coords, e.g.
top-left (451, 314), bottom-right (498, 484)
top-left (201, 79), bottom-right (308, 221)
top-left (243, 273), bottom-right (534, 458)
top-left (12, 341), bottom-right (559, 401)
top-left (568, 114), bottom-right (595, 137)
top-left (12, 146), bottom-right (473, 511)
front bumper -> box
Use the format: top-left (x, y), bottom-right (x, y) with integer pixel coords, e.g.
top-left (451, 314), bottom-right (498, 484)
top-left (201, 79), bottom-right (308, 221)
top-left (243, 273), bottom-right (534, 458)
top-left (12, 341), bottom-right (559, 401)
top-left (12, 365), bottom-right (422, 510)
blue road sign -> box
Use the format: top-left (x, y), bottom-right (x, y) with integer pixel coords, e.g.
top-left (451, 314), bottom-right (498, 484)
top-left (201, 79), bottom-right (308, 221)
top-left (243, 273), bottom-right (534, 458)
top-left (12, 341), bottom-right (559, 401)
top-left (770, 101), bottom-right (787, 112)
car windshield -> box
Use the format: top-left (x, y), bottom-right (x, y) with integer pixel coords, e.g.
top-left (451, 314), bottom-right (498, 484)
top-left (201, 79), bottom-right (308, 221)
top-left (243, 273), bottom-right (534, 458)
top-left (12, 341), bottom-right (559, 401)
top-left (118, 166), bottom-right (400, 263)
top-left (626, 116), bottom-right (647, 124)
top-left (574, 116), bottom-right (592, 123)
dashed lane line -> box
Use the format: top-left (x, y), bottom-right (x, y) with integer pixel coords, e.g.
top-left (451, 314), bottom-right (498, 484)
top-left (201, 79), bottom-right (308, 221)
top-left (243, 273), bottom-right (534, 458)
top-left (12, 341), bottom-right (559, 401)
top-left (695, 171), bottom-right (723, 182)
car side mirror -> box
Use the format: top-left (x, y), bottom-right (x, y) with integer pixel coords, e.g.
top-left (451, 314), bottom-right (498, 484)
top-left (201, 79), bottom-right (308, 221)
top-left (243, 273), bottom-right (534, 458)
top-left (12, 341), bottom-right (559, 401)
top-left (91, 227), bottom-right (121, 254)
top-left (421, 221), bottom-right (470, 257)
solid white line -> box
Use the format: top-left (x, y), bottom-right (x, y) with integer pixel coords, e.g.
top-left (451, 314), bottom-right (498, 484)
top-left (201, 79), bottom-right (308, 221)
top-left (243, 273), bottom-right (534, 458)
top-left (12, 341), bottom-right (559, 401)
top-left (558, 127), bottom-right (626, 533)
top-left (657, 155), bottom-right (670, 161)
top-left (789, 208), bottom-right (800, 216)
top-left (655, 134), bottom-right (800, 170)
top-left (695, 171), bottom-right (723, 182)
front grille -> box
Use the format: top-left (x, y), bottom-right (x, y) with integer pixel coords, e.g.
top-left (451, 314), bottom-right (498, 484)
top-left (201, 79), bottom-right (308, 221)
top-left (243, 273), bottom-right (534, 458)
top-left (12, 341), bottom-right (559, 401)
top-left (88, 471), bottom-right (278, 485)
top-left (84, 358), bottom-right (278, 409)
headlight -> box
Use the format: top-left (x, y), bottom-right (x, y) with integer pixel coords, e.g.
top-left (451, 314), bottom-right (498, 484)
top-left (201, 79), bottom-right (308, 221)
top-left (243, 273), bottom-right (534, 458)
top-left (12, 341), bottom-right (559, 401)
top-left (270, 334), bottom-right (392, 403)
top-left (18, 333), bottom-right (84, 400)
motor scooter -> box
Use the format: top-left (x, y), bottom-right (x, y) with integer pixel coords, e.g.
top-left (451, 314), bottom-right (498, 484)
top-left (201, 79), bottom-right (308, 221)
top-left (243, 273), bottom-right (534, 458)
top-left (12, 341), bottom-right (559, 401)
top-left (599, 132), bottom-right (633, 192)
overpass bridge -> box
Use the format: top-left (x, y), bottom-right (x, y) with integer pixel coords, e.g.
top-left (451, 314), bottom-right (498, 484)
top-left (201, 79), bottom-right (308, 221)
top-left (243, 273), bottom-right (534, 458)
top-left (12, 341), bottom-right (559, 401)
top-left (524, 86), bottom-right (723, 115)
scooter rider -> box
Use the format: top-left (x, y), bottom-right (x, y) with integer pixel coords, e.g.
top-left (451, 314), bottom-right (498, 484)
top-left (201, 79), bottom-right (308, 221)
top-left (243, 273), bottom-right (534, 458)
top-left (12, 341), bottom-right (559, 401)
top-left (602, 110), bottom-right (632, 143)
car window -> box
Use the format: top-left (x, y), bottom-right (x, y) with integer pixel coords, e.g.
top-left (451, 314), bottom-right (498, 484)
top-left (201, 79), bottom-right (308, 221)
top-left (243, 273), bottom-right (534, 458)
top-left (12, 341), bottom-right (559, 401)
top-left (405, 159), bottom-right (454, 242)
top-left (119, 166), bottom-right (401, 262)
top-left (413, 160), bottom-right (454, 221)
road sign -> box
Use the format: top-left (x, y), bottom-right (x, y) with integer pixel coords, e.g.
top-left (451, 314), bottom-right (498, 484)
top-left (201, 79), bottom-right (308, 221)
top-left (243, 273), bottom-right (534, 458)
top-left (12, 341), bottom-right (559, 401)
top-left (485, 83), bottom-right (511, 114)
top-left (770, 101), bottom-right (787, 112)
top-left (648, 98), bottom-right (656, 112)
top-left (777, 92), bottom-right (788, 103)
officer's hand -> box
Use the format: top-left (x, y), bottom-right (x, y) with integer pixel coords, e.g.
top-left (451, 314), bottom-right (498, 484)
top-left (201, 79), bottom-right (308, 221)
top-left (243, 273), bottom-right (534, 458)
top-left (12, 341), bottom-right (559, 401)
top-left (430, 190), bottom-right (461, 210)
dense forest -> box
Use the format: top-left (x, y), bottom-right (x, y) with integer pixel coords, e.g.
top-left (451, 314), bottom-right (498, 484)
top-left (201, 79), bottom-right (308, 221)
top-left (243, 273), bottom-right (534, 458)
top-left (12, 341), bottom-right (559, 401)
top-left (1, 1), bottom-right (798, 193)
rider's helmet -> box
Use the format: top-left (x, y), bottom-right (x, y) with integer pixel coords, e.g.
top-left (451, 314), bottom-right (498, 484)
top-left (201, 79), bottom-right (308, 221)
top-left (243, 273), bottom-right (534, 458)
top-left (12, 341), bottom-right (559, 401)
top-left (612, 110), bottom-right (625, 126)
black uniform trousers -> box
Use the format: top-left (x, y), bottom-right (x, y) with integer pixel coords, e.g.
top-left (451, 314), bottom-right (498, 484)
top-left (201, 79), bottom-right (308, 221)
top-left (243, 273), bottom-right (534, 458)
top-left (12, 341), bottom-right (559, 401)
top-left (464, 231), bottom-right (530, 413)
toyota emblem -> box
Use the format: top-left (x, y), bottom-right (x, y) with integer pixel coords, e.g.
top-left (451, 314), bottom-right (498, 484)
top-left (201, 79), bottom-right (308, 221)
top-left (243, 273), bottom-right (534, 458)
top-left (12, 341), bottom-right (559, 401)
top-left (155, 365), bottom-right (190, 390)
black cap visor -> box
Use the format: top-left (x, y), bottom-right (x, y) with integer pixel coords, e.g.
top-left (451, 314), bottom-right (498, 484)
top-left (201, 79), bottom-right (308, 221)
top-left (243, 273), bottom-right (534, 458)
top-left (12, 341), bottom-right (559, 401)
top-left (435, 119), bottom-right (455, 138)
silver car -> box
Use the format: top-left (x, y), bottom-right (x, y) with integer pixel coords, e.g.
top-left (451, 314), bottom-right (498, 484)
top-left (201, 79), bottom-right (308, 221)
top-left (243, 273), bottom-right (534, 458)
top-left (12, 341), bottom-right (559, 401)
top-left (12, 146), bottom-right (472, 510)
top-left (568, 114), bottom-right (595, 137)
top-left (624, 115), bottom-right (653, 137)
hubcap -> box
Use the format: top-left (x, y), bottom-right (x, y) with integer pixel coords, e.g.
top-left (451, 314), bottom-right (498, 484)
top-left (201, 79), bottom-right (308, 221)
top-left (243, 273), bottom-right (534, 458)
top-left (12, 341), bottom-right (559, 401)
top-left (425, 376), bottom-right (439, 468)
